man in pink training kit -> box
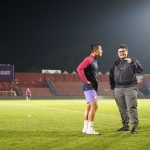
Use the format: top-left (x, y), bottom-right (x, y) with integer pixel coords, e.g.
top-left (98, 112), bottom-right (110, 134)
top-left (77, 43), bottom-right (103, 135)
top-left (26, 88), bottom-right (32, 101)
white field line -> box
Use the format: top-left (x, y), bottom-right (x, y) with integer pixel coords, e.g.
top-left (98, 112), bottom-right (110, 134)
top-left (5, 102), bottom-right (150, 122)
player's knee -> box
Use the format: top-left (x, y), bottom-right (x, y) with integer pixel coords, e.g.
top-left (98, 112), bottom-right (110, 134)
top-left (95, 105), bottom-right (98, 110)
top-left (85, 110), bottom-right (88, 114)
top-left (91, 104), bottom-right (98, 110)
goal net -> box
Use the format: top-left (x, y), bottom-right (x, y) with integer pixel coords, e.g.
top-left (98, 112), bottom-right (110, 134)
top-left (0, 91), bottom-right (16, 96)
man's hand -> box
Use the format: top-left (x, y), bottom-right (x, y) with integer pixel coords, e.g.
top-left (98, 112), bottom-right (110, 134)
top-left (87, 81), bottom-right (93, 86)
top-left (111, 86), bottom-right (114, 90)
top-left (124, 58), bottom-right (132, 63)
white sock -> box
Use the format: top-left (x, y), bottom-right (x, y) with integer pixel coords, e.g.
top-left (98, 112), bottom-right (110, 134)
top-left (83, 120), bottom-right (88, 130)
top-left (87, 121), bottom-right (93, 131)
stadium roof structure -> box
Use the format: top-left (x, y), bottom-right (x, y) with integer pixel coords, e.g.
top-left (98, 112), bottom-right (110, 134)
top-left (105, 72), bottom-right (110, 75)
top-left (71, 71), bottom-right (77, 74)
top-left (53, 71), bottom-right (61, 74)
top-left (43, 70), bottom-right (50, 73)
top-left (62, 71), bottom-right (69, 74)
top-left (98, 71), bottom-right (102, 74)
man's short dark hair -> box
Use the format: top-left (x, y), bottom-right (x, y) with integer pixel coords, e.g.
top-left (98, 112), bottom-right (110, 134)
top-left (118, 44), bottom-right (128, 50)
top-left (91, 43), bottom-right (101, 52)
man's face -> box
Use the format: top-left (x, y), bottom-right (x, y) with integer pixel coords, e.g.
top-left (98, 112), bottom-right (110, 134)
top-left (95, 46), bottom-right (103, 58)
top-left (118, 48), bottom-right (128, 59)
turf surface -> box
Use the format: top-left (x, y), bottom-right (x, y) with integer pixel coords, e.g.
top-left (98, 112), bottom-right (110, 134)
top-left (0, 99), bottom-right (150, 150)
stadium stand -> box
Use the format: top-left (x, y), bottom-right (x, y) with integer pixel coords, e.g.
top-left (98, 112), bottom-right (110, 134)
top-left (98, 82), bottom-right (113, 96)
top-left (0, 72), bottom-right (149, 96)
top-left (21, 87), bottom-right (53, 96)
top-left (51, 82), bottom-right (84, 96)
top-left (13, 73), bottom-right (52, 96)
top-left (0, 81), bottom-right (12, 90)
top-left (51, 81), bottom-right (113, 96)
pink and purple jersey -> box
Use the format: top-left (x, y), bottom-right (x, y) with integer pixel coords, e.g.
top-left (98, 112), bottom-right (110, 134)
top-left (77, 55), bottom-right (98, 91)
top-left (26, 90), bottom-right (31, 96)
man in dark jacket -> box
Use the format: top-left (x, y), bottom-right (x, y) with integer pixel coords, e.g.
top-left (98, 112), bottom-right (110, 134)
top-left (109, 44), bottom-right (143, 134)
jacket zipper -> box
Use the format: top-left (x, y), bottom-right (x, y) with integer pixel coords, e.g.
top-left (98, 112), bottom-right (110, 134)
top-left (120, 61), bottom-right (123, 83)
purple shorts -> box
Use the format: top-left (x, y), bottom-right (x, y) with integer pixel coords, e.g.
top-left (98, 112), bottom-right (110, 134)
top-left (84, 90), bottom-right (98, 104)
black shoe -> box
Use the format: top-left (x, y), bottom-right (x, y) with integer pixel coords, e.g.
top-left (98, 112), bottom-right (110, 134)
top-left (131, 126), bottom-right (138, 134)
top-left (117, 126), bottom-right (129, 131)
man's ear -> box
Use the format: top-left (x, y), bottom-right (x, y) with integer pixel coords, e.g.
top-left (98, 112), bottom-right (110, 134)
top-left (94, 49), bottom-right (98, 53)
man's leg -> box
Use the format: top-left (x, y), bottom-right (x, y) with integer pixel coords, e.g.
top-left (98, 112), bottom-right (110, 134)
top-left (88, 102), bottom-right (98, 121)
top-left (84, 90), bottom-right (99, 134)
top-left (82, 103), bottom-right (90, 132)
top-left (26, 96), bottom-right (28, 101)
top-left (114, 88), bottom-right (130, 130)
top-left (86, 101), bottom-right (99, 134)
top-left (124, 87), bottom-right (138, 133)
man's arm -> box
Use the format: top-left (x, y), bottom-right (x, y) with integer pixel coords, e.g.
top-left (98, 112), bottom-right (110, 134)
top-left (77, 57), bottom-right (92, 83)
top-left (132, 59), bottom-right (143, 74)
top-left (109, 64), bottom-right (115, 90)
top-left (125, 58), bottom-right (143, 74)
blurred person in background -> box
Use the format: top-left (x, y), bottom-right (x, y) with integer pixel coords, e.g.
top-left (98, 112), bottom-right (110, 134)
top-left (26, 88), bottom-right (32, 101)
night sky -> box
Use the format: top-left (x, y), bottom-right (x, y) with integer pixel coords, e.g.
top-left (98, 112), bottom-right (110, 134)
top-left (1, 0), bottom-right (150, 73)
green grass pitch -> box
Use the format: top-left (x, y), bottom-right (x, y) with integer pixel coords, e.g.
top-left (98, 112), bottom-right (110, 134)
top-left (0, 99), bottom-right (150, 150)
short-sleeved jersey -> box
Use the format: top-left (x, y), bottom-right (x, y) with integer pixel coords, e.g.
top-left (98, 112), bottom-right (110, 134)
top-left (77, 55), bottom-right (98, 91)
top-left (26, 90), bottom-right (31, 96)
